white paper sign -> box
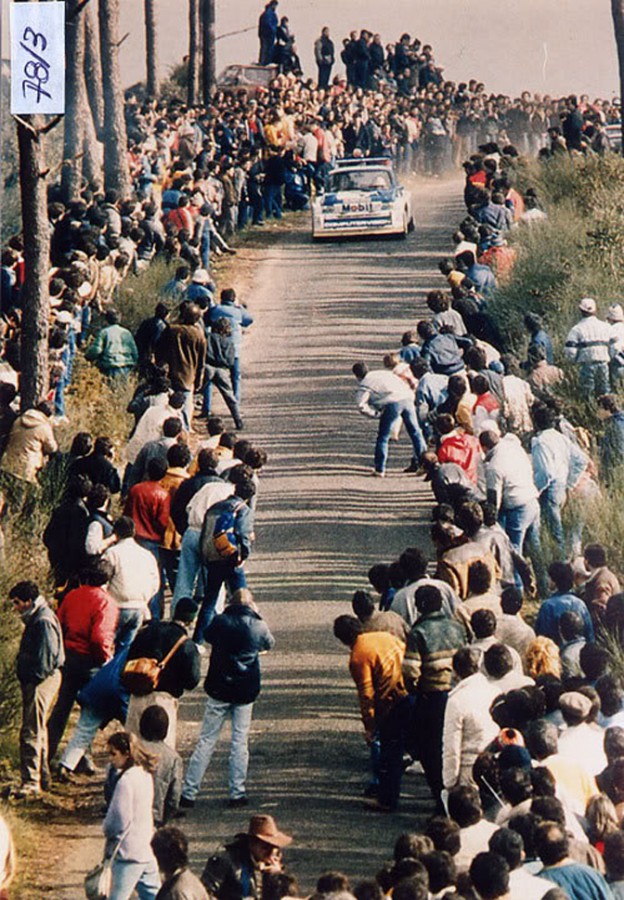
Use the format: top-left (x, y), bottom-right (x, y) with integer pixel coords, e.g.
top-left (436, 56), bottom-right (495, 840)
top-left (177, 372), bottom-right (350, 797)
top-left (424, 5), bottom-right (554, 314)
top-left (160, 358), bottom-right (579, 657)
top-left (10, 1), bottom-right (65, 115)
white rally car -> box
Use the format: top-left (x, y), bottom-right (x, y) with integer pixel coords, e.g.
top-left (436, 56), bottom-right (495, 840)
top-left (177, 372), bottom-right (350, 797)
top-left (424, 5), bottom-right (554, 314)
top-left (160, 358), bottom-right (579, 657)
top-left (312, 158), bottom-right (414, 240)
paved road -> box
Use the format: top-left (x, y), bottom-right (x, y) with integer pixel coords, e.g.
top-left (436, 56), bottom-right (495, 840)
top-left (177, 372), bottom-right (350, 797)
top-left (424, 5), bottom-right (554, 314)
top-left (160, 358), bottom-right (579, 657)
top-left (59, 175), bottom-right (464, 897)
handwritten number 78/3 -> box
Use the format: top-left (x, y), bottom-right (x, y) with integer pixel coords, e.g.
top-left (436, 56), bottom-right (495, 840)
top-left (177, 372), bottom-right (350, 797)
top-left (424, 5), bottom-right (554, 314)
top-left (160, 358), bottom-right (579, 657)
top-left (19, 28), bottom-right (52, 105)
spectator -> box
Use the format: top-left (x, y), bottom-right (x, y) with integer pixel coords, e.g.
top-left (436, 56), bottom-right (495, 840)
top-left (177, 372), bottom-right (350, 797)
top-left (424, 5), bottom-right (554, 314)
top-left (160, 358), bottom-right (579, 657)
top-left (9, 581), bottom-right (64, 798)
top-left (151, 826), bottom-right (209, 899)
top-left (181, 589), bottom-right (274, 809)
top-left (85, 308), bottom-right (139, 379)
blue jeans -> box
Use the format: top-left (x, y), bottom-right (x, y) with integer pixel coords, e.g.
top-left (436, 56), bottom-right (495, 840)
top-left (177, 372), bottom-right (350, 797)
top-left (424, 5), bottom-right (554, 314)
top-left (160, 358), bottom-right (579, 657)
top-left (59, 705), bottom-right (103, 772)
top-left (180, 389), bottom-right (194, 431)
top-left (230, 357), bottom-right (241, 404)
top-left (500, 499), bottom-right (541, 556)
top-left (375, 400), bottom-right (426, 474)
top-left (172, 527), bottom-right (205, 609)
top-left (115, 607), bottom-right (145, 652)
top-left (182, 696), bottom-right (254, 801)
top-left (264, 183), bottom-right (283, 219)
top-left (136, 537), bottom-right (164, 619)
top-left (540, 481), bottom-right (566, 552)
top-left (579, 361), bottom-right (609, 396)
top-left (109, 858), bottom-right (160, 900)
top-left (193, 562), bottom-right (247, 643)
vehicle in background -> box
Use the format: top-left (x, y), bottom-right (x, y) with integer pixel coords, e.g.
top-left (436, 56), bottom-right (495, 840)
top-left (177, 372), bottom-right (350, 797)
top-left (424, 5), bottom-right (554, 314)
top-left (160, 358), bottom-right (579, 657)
top-left (216, 64), bottom-right (278, 98)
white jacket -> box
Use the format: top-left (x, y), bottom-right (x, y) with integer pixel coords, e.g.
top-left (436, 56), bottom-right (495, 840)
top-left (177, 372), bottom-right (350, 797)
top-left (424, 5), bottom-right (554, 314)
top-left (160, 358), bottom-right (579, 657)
top-left (564, 315), bottom-right (614, 364)
top-left (442, 672), bottom-right (500, 789)
top-left (104, 538), bottom-right (160, 609)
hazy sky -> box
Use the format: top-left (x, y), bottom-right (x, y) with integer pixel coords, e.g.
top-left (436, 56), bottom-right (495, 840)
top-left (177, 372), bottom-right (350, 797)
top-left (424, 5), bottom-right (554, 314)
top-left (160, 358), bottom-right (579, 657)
top-left (1, 1), bottom-right (620, 99)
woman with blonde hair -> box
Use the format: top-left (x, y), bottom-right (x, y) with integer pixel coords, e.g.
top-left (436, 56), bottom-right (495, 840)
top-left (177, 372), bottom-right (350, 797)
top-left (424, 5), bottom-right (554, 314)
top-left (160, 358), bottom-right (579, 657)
top-left (585, 794), bottom-right (620, 854)
top-left (103, 731), bottom-right (160, 899)
top-left (524, 636), bottom-right (561, 680)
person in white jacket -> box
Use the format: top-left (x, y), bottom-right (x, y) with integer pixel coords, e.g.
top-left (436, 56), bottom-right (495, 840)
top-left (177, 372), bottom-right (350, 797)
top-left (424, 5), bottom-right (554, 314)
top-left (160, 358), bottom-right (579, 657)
top-left (442, 647), bottom-right (499, 790)
top-left (103, 731), bottom-right (160, 898)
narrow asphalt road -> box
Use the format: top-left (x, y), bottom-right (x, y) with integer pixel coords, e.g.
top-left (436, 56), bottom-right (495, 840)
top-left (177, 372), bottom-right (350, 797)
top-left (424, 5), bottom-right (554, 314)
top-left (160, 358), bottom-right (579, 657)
top-left (59, 174), bottom-right (465, 897)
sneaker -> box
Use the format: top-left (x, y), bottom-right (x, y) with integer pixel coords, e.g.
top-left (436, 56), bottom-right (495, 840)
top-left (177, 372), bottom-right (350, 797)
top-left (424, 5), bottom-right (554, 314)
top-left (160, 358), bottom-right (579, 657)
top-left (55, 765), bottom-right (74, 784)
top-left (179, 796), bottom-right (195, 809)
top-left (227, 796), bottom-right (249, 808)
top-left (75, 755), bottom-right (98, 777)
top-left (10, 783), bottom-right (40, 800)
top-left (373, 470), bottom-right (385, 478)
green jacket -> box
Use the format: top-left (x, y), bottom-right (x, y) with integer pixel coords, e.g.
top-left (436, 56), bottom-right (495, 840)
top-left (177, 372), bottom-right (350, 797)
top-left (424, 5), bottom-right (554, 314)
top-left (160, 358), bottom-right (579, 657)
top-left (403, 610), bottom-right (466, 694)
top-left (85, 324), bottom-right (138, 373)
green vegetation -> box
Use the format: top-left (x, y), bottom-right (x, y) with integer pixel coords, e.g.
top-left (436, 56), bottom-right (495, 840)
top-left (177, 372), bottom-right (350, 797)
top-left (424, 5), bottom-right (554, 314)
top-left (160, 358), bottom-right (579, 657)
top-left (493, 153), bottom-right (624, 669)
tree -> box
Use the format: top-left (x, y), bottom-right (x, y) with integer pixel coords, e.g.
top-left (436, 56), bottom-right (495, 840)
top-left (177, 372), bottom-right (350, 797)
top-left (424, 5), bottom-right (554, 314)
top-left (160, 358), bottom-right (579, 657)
top-left (144, 0), bottom-right (159, 100)
top-left (84, 1), bottom-right (105, 138)
top-left (99, 0), bottom-right (131, 197)
top-left (61, 0), bottom-right (91, 202)
top-left (17, 117), bottom-right (51, 411)
top-left (612, 0), bottom-right (624, 155)
top-left (202, 0), bottom-right (216, 102)
top-left (188, 0), bottom-right (201, 107)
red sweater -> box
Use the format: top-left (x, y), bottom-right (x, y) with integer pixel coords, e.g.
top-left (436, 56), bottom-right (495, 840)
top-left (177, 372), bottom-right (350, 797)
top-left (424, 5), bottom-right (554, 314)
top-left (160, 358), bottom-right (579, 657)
top-left (57, 585), bottom-right (118, 665)
top-left (124, 480), bottom-right (170, 541)
top-left (438, 431), bottom-right (481, 484)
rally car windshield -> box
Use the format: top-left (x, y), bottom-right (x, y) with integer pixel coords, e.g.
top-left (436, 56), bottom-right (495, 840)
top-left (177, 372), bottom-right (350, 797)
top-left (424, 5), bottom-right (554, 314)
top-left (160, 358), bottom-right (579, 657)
top-left (327, 170), bottom-right (393, 193)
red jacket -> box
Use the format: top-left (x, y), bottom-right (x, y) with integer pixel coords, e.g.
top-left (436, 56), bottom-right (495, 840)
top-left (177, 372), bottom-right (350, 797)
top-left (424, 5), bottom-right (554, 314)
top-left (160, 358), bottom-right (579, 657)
top-left (57, 585), bottom-right (118, 665)
top-left (124, 480), bottom-right (170, 541)
top-left (438, 431), bottom-right (481, 484)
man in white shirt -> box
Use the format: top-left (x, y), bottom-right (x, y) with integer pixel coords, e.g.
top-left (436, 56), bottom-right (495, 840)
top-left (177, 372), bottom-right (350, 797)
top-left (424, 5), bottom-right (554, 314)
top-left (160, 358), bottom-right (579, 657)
top-left (442, 647), bottom-right (499, 790)
top-left (448, 784), bottom-right (498, 872)
top-left (480, 429), bottom-right (541, 560)
top-left (352, 361), bottom-right (426, 476)
top-left (104, 517), bottom-right (160, 650)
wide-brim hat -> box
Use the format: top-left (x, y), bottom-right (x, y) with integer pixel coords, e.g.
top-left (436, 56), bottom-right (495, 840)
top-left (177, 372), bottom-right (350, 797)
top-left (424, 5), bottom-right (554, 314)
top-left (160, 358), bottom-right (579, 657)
top-left (248, 814), bottom-right (292, 848)
top-left (579, 297), bottom-right (596, 314)
top-left (192, 268), bottom-right (210, 284)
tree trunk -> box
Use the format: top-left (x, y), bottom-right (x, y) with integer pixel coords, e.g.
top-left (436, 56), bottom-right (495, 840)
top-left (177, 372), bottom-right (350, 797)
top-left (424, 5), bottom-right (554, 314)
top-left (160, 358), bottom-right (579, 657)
top-left (188, 0), bottom-right (201, 107)
top-left (82, 99), bottom-right (104, 191)
top-left (61, 0), bottom-right (86, 203)
top-left (17, 118), bottom-right (50, 411)
top-left (613, 0), bottom-right (624, 155)
top-left (84, 1), bottom-right (105, 139)
top-left (99, 0), bottom-right (131, 197)
top-left (201, 0), bottom-right (216, 102)
top-left (144, 0), bottom-right (159, 100)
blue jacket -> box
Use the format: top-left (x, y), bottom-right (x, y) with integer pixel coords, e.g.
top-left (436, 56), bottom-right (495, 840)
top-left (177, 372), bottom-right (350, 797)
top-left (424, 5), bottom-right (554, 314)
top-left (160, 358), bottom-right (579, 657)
top-left (421, 333), bottom-right (464, 375)
top-left (466, 262), bottom-right (496, 298)
top-left (204, 605), bottom-right (275, 704)
top-left (529, 329), bottom-right (554, 365)
top-left (78, 647), bottom-right (130, 723)
top-left (17, 599), bottom-right (64, 685)
top-left (209, 303), bottom-right (254, 355)
top-left (534, 592), bottom-right (594, 647)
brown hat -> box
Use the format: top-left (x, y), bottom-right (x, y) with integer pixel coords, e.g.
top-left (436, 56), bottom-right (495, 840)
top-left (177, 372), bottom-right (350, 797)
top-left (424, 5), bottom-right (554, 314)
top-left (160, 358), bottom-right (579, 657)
top-left (559, 691), bottom-right (592, 720)
top-left (248, 814), bottom-right (292, 848)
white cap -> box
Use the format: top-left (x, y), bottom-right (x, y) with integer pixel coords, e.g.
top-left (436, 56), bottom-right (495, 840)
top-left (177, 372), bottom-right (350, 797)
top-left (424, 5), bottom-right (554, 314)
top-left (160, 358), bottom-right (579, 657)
top-left (607, 303), bottom-right (624, 323)
top-left (579, 297), bottom-right (596, 314)
top-left (54, 311), bottom-right (73, 325)
top-left (192, 268), bottom-right (210, 284)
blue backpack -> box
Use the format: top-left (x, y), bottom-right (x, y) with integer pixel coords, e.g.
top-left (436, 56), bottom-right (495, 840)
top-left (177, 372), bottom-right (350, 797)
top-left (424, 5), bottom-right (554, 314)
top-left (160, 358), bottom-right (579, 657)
top-left (200, 499), bottom-right (245, 563)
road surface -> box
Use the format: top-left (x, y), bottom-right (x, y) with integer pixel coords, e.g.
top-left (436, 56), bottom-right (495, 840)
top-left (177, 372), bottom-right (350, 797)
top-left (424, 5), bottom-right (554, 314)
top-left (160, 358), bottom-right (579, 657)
top-left (56, 174), bottom-right (465, 897)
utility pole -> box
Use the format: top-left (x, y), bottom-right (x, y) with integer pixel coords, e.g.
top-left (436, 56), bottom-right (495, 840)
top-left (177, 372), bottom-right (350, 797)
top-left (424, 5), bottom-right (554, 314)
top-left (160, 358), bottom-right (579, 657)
top-left (202, 0), bottom-right (216, 102)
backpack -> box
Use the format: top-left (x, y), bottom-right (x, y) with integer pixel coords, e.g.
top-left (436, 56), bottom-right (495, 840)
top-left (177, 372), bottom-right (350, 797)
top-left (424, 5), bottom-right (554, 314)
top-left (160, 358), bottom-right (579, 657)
top-left (200, 500), bottom-right (245, 564)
